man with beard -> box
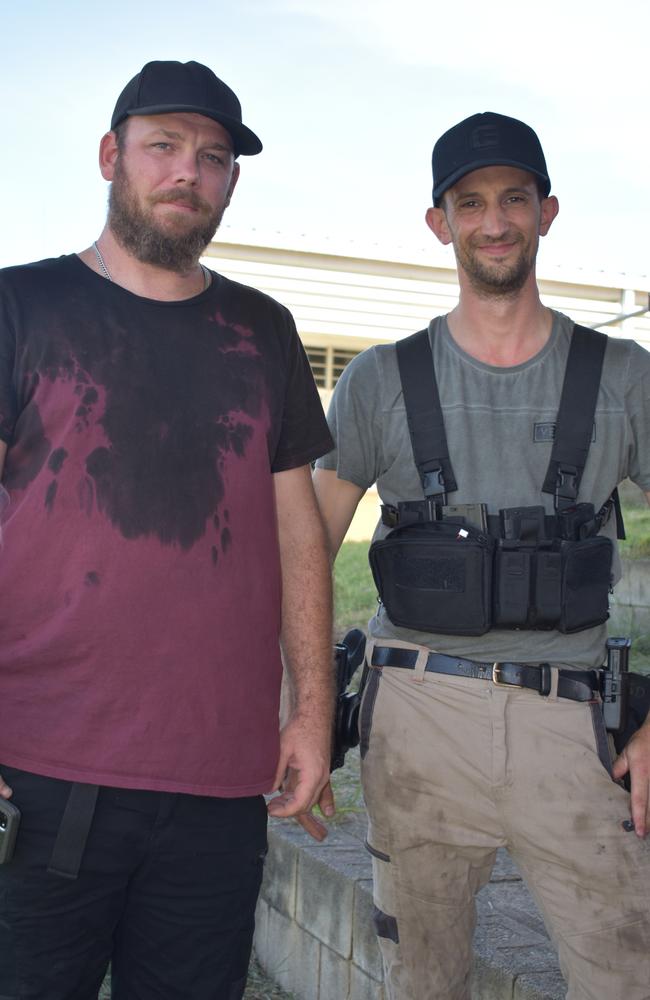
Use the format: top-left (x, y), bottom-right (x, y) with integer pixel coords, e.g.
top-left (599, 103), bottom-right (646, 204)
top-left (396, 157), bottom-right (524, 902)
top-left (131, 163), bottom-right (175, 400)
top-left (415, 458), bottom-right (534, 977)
top-left (313, 112), bottom-right (650, 999)
top-left (0, 60), bottom-right (334, 999)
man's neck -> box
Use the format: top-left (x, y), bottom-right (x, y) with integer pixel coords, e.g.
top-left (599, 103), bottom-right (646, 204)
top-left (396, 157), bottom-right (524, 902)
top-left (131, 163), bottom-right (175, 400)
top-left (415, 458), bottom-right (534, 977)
top-left (77, 227), bottom-right (208, 302)
top-left (447, 271), bottom-right (553, 367)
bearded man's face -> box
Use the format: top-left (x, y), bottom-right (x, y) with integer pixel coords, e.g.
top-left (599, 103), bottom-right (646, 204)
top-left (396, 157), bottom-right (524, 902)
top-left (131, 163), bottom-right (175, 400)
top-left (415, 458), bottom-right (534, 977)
top-left (107, 114), bottom-right (238, 273)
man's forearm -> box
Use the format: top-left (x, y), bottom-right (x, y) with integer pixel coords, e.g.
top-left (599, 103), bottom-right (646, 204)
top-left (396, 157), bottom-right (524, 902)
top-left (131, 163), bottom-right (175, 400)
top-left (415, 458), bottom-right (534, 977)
top-left (274, 466), bottom-right (334, 729)
top-left (268, 466), bottom-right (334, 820)
top-left (312, 467), bottom-right (365, 560)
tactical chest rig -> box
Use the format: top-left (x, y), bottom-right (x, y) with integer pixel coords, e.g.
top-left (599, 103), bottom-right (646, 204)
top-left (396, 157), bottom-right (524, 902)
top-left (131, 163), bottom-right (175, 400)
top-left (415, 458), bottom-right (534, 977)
top-left (369, 325), bottom-right (624, 636)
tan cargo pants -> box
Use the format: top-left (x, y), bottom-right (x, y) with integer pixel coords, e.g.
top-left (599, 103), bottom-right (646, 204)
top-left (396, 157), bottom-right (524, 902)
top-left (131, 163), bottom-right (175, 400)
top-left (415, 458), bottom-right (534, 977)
top-left (360, 646), bottom-right (650, 1000)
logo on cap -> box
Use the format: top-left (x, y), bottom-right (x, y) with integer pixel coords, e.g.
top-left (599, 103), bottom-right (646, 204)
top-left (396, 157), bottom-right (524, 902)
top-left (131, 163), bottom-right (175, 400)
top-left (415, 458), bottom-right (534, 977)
top-left (471, 125), bottom-right (500, 150)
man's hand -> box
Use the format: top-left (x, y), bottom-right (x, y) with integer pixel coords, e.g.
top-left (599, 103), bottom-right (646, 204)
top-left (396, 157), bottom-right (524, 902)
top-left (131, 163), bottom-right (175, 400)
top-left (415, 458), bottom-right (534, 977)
top-left (612, 720), bottom-right (650, 837)
top-left (267, 715), bottom-right (334, 838)
top-left (292, 783), bottom-right (336, 842)
top-left (0, 773), bottom-right (12, 799)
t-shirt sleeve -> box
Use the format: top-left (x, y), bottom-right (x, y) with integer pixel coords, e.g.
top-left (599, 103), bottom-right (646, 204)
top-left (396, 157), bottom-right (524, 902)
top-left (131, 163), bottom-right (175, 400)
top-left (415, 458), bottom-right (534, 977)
top-left (626, 341), bottom-right (650, 491)
top-left (316, 347), bottom-right (384, 490)
top-left (270, 315), bottom-right (333, 472)
top-left (0, 277), bottom-right (17, 444)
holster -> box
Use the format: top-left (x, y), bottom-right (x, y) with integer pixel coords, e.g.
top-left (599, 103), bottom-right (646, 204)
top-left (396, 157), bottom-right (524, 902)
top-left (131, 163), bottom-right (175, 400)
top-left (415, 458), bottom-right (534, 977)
top-left (613, 672), bottom-right (650, 755)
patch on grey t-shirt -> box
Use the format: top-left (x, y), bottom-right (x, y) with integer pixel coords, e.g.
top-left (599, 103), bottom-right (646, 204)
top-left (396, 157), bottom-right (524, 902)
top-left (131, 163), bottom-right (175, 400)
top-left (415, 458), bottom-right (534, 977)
top-left (533, 422), bottom-right (596, 444)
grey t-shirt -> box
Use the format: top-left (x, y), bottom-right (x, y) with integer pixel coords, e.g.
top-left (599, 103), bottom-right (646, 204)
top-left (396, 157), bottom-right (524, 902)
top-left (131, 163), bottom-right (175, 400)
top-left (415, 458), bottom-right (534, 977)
top-left (318, 311), bottom-right (650, 668)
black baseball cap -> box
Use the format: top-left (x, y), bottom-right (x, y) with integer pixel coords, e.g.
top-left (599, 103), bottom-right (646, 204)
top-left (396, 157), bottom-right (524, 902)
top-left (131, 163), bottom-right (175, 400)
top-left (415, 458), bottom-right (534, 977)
top-left (111, 60), bottom-right (262, 157)
top-left (432, 112), bottom-right (550, 206)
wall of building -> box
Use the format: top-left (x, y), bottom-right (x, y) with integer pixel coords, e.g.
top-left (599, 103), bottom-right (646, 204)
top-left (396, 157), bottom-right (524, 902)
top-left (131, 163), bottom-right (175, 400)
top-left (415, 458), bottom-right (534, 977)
top-left (205, 230), bottom-right (650, 408)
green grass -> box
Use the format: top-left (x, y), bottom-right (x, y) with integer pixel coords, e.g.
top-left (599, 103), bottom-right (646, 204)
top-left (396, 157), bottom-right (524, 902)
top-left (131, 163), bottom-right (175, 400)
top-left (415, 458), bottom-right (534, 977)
top-left (619, 506), bottom-right (650, 559)
top-left (333, 541), bottom-right (378, 637)
top-left (245, 958), bottom-right (295, 999)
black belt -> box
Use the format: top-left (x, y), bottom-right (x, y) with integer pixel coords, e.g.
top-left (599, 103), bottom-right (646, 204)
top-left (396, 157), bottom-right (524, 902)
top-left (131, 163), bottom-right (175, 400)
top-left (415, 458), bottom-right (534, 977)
top-left (371, 646), bottom-right (601, 702)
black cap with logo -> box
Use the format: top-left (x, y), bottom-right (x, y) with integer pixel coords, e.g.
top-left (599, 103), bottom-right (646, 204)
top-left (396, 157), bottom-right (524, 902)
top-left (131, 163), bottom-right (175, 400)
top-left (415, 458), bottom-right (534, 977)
top-left (111, 60), bottom-right (263, 157)
top-left (432, 112), bottom-right (550, 206)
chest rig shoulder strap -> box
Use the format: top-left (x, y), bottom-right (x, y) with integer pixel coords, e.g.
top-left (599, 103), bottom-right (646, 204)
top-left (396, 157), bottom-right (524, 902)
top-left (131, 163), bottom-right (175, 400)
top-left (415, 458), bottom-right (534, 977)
top-left (395, 322), bottom-right (623, 535)
top-left (396, 326), bottom-right (456, 502)
top-left (541, 324), bottom-right (607, 508)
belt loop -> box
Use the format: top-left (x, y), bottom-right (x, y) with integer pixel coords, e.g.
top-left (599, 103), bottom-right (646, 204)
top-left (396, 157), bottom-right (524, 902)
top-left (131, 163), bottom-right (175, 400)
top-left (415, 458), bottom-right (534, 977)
top-left (539, 662), bottom-right (552, 697)
top-left (365, 638), bottom-right (377, 670)
top-left (412, 647), bottom-right (428, 685)
top-left (545, 667), bottom-right (560, 702)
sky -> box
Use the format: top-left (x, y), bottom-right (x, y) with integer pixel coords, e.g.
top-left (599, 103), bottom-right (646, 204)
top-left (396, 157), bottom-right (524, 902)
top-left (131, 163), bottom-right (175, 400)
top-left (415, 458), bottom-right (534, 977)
top-left (1, 0), bottom-right (649, 282)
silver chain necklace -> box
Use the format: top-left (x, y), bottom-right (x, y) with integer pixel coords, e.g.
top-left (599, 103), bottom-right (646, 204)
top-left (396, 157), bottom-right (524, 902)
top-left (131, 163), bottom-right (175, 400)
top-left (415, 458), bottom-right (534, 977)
top-left (92, 241), bottom-right (210, 291)
top-left (92, 241), bottom-right (112, 281)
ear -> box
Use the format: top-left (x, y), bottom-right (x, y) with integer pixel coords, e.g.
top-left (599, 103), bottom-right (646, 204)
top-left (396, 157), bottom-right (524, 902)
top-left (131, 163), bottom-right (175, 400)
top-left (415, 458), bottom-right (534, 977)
top-left (426, 206), bottom-right (453, 246)
top-left (99, 131), bottom-right (120, 182)
top-left (539, 195), bottom-right (559, 236)
top-left (225, 161), bottom-right (241, 207)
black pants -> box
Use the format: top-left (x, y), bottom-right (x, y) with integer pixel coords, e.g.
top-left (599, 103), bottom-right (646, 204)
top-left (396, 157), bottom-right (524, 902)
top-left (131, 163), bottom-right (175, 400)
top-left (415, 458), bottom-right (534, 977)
top-left (0, 765), bottom-right (267, 1000)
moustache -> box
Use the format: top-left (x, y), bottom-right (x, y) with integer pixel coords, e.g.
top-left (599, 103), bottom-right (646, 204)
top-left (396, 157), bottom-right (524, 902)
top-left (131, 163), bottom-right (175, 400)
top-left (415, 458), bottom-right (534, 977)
top-left (471, 230), bottom-right (524, 248)
top-left (151, 190), bottom-right (212, 213)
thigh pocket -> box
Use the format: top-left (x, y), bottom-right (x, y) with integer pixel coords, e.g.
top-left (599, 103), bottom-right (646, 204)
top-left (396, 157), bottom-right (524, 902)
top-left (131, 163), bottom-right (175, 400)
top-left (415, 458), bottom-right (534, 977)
top-left (359, 667), bottom-right (382, 759)
top-left (365, 823), bottom-right (399, 943)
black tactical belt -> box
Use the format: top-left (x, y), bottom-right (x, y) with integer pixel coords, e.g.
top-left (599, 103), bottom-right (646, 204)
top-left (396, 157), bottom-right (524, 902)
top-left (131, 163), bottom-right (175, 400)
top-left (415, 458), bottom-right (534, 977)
top-left (371, 646), bottom-right (600, 702)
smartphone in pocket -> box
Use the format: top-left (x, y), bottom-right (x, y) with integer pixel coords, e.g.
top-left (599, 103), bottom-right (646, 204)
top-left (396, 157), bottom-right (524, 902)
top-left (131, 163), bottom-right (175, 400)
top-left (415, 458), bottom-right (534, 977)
top-left (0, 798), bottom-right (20, 864)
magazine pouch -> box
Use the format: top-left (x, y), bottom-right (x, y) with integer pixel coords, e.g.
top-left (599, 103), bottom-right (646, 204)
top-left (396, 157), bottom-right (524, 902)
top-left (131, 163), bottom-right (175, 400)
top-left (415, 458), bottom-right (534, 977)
top-left (493, 535), bottom-right (613, 631)
top-left (558, 535), bottom-right (613, 632)
top-left (369, 521), bottom-right (494, 635)
top-left (493, 545), bottom-right (536, 627)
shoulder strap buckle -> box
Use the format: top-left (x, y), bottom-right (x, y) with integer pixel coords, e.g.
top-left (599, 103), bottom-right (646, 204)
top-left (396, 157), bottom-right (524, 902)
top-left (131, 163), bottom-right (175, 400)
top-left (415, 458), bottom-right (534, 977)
top-left (554, 464), bottom-right (579, 507)
top-left (422, 465), bottom-right (447, 500)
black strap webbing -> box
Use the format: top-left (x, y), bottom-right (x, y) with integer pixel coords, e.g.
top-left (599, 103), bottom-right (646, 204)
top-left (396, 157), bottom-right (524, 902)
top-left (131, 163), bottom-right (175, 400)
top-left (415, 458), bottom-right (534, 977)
top-left (541, 324), bottom-right (607, 507)
top-left (396, 328), bottom-right (457, 498)
top-left (47, 782), bottom-right (99, 879)
top-left (395, 321), bottom-right (624, 537)
top-left (612, 487), bottom-right (625, 540)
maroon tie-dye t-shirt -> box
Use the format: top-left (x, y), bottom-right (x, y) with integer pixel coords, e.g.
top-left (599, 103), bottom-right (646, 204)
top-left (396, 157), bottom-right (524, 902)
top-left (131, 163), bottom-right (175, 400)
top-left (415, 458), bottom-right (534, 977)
top-left (0, 255), bottom-right (333, 796)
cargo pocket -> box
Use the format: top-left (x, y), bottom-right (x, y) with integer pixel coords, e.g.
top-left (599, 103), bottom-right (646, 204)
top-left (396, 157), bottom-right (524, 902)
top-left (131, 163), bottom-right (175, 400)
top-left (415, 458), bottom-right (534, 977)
top-left (359, 667), bottom-right (382, 759)
top-left (366, 834), bottom-right (399, 944)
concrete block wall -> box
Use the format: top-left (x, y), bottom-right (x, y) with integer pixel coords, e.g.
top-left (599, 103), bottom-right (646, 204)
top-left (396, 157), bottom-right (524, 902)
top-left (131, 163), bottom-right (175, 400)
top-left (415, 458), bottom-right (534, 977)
top-left (253, 820), bottom-right (385, 999)
top-left (254, 818), bottom-right (566, 1000)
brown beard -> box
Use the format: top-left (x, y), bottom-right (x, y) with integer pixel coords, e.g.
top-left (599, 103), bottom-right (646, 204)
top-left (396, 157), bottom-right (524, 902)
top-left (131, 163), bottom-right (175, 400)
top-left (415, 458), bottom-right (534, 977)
top-left (108, 157), bottom-right (225, 273)
top-left (456, 232), bottom-right (537, 299)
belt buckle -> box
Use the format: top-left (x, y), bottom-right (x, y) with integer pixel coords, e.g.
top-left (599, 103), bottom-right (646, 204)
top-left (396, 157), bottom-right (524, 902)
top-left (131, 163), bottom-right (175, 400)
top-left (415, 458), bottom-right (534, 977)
top-left (492, 662), bottom-right (522, 687)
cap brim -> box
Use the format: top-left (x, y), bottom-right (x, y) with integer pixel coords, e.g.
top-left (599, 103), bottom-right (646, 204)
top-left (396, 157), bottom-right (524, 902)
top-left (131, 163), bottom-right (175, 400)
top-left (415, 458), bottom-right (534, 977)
top-left (113, 104), bottom-right (263, 156)
top-left (434, 158), bottom-right (550, 204)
